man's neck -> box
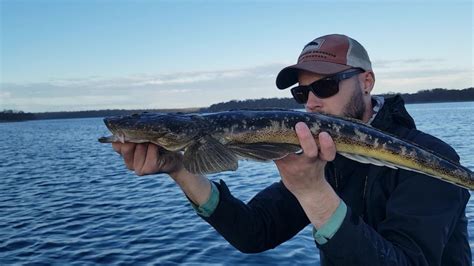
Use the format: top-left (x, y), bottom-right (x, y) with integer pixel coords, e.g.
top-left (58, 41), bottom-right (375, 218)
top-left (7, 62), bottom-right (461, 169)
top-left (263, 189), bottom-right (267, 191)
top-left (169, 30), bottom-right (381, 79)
top-left (362, 99), bottom-right (374, 123)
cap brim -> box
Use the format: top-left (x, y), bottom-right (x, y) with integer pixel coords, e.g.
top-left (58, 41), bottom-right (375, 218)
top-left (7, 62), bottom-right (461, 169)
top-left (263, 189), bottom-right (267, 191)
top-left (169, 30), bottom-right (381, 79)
top-left (276, 61), bottom-right (351, 90)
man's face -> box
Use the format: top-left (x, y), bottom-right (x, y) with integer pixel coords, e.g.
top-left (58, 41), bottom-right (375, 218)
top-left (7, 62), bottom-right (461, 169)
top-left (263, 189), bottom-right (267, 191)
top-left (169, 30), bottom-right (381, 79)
top-left (297, 70), bottom-right (366, 120)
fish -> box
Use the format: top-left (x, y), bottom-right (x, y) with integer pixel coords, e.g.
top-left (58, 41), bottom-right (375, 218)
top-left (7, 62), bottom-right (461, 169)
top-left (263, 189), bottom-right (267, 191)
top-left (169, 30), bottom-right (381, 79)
top-left (98, 109), bottom-right (474, 190)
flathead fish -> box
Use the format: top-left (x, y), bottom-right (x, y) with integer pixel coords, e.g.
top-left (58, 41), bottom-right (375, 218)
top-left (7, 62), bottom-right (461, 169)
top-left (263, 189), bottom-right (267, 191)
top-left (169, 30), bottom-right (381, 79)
top-left (98, 110), bottom-right (474, 190)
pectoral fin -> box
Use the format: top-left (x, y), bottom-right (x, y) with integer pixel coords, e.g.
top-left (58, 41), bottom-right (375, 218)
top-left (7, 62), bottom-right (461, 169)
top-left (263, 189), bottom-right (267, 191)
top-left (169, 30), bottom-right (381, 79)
top-left (183, 137), bottom-right (238, 175)
top-left (227, 142), bottom-right (301, 161)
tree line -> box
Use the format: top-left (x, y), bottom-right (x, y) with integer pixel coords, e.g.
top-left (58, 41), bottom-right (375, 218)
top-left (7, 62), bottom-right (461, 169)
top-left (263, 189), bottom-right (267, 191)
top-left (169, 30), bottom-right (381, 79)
top-left (203, 87), bottom-right (474, 112)
top-left (0, 110), bottom-right (36, 122)
top-left (1, 87), bottom-right (473, 121)
top-left (379, 87), bottom-right (474, 103)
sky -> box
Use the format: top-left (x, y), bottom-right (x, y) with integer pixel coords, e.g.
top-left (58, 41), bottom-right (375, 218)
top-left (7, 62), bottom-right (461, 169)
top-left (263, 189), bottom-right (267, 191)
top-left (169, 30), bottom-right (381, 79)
top-left (0, 0), bottom-right (473, 112)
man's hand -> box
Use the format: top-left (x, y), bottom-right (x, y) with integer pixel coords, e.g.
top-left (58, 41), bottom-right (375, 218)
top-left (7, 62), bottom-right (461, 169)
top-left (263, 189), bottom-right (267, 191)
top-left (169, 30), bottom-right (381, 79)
top-left (275, 122), bottom-right (336, 197)
top-left (111, 142), bottom-right (212, 206)
top-left (112, 142), bottom-right (183, 177)
top-left (274, 122), bottom-right (340, 228)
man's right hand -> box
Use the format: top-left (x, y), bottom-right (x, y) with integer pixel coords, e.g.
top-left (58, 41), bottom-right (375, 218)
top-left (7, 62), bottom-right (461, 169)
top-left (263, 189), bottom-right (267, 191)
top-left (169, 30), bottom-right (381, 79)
top-left (112, 142), bottom-right (184, 177)
top-left (111, 142), bottom-right (213, 206)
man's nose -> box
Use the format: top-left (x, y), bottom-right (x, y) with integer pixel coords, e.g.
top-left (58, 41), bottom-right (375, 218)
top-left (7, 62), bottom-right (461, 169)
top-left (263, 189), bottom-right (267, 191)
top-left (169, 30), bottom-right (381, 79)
top-left (305, 91), bottom-right (322, 112)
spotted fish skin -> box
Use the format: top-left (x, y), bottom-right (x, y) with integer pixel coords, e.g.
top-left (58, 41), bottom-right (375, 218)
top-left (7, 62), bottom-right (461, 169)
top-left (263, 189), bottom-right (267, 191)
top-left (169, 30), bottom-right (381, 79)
top-left (98, 109), bottom-right (474, 190)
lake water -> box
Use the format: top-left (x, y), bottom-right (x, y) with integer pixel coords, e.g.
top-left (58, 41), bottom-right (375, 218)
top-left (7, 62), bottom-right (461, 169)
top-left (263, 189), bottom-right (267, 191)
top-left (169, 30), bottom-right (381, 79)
top-left (1, 102), bottom-right (473, 265)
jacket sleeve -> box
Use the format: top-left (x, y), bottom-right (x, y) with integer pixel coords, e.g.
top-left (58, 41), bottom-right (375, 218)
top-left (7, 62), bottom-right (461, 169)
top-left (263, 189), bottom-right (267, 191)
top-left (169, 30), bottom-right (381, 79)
top-left (200, 180), bottom-right (310, 253)
top-left (319, 172), bottom-right (470, 265)
top-left (318, 132), bottom-right (471, 265)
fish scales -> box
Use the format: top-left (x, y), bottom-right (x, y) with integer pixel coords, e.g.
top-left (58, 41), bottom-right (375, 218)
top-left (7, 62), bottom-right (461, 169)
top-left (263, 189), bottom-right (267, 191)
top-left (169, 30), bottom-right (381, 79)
top-left (98, 110), bottom-right (474, 190)
top-left (206, 112), bottom-right (304, 145)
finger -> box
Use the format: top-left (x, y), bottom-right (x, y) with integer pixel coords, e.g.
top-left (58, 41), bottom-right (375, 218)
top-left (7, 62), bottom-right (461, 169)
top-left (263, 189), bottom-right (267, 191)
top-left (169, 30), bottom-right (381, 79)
top-left (141, 144), bottom-right (159, 175)
top-left (160, 152), bottom-right (179, 174)
top-left (295, 122), bottom-right (318, 159)
top-left (318, 132), bottom-right (336, 162)
top-left (112, 142), bottom-right (121, 154)
top-left (121, 143), bottom-right (137, 170)
top-left (133, 143), bottom-right (148, 175)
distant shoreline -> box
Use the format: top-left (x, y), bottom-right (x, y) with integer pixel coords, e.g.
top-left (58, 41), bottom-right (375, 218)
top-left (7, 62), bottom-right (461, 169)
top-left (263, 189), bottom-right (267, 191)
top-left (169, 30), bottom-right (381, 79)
top-left (2, 100), bottom-right (473, 123)
top-left (2, 88), bottom-right (473, 122)
top-left (406, 100), bottom-right (474, 104)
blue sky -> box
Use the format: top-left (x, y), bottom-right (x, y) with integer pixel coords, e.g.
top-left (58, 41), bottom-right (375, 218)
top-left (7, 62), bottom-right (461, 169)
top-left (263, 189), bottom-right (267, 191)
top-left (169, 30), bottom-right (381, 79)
top-left (1, 0), bottom-right (472, 112)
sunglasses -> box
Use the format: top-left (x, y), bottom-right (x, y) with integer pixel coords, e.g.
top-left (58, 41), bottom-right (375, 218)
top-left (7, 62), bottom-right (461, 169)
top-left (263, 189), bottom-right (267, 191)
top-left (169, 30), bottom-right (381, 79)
top-left (290, 68), bottom-right (365, 104)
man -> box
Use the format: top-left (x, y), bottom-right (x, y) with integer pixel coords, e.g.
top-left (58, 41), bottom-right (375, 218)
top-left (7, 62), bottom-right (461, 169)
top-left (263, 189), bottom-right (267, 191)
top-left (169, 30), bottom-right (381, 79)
top-left (112, 34), bottom-right (471, 265)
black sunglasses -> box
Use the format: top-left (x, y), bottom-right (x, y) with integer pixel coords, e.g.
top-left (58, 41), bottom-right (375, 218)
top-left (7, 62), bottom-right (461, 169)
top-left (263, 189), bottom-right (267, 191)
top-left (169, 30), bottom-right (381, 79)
top-left (290, 68), bottom-right (365, 104)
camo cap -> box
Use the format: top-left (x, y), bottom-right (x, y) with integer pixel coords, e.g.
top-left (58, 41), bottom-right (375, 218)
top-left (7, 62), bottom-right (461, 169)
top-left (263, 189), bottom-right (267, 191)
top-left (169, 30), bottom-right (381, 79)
top-left (276, 34), bottom-right (373, 89)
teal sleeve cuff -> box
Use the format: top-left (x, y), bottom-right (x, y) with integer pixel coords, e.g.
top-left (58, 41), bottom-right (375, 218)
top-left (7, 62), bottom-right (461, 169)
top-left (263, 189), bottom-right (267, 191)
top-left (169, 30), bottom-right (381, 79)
top-left (190, 181), bottom-right (220, 217)
top-left (312, 200), bottom-right (347, 245)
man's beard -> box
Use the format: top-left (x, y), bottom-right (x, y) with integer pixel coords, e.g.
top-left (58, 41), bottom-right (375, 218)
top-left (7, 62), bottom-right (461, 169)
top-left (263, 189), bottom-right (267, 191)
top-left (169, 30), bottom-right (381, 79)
top-left (342, 84), bottom-right (366, 120)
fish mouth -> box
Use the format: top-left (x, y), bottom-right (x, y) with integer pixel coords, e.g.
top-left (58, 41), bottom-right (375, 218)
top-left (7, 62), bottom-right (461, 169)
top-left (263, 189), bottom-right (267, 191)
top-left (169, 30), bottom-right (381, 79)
top-left (98, 116), bottom-right (132, 143)
top-left (101, 116), bottom-right (170, 144)
top-left (99, 113), bottom-right (196, 148)
top-left (98, 132), bottom-right (127, 143)
top-left (101, 117), bottom-right (129, 143)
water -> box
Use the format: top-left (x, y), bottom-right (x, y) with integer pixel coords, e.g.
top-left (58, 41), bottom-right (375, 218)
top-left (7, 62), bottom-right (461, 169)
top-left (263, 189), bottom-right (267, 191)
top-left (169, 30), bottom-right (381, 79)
top-left (1, 102), bottom-right (473, 265)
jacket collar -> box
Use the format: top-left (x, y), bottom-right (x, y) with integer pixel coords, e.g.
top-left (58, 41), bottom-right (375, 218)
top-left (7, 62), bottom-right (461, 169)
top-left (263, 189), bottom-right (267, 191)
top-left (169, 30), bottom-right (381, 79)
top-left (371, 95), bottom-right (416, 132)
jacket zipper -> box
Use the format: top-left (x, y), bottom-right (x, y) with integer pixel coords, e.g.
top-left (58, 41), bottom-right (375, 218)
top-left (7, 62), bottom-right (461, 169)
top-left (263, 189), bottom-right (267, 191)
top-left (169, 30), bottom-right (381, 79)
top-left (362, 175), bottom-right (368, 200)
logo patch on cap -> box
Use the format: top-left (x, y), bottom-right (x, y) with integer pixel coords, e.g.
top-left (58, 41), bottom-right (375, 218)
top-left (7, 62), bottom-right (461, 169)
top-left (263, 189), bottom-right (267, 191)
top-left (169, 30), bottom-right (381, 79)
top-left (301, 38), bottom-right (325, 53)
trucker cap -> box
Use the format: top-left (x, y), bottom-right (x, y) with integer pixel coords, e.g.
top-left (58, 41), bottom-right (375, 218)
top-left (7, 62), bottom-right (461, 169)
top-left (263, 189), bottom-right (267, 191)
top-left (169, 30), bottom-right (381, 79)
top-left (276, 34), bottom-right (373, 89)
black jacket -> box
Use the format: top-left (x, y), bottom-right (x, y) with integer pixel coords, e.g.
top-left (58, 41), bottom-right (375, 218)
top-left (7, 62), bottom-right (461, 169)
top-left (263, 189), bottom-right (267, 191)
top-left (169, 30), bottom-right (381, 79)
top-left (201, 96), bottom-right (471, 265)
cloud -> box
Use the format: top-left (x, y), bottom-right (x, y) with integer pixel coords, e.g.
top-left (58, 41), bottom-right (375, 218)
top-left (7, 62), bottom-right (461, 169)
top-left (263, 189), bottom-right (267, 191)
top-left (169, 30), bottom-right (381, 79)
top-left (1, 60), bottom-right (471, 112)
top-left (374, 67), bottom-right (473, 93)
top-left (0, 64), bottom-right (288, 112)
top-left (368, 57), bottom-right (473, 93)
top-left (372, 58), bottom-right (445, 68)
top-left (0, 91), bottom-right (12, 99)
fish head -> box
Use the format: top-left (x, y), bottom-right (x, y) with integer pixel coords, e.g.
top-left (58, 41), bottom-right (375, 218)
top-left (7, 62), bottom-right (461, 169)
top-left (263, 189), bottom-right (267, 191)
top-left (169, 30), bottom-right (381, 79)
top-left (103, 112), bottom-right (205, 151)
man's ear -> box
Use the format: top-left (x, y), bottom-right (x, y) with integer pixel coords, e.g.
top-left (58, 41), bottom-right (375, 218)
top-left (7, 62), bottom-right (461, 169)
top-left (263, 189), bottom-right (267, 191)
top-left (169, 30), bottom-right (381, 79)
top-left (362, 71), bottom-right (375, 93)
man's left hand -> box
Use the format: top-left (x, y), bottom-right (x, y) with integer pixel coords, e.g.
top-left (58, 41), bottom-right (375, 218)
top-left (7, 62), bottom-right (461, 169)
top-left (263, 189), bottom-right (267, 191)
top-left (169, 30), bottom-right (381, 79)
top-left (274, 122), bottom-right (340, 228)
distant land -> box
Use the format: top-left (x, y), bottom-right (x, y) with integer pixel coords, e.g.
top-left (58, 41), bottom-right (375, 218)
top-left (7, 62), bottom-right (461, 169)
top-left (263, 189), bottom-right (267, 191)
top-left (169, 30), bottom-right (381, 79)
top-left (1, 87), bottom-right (473, 122)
